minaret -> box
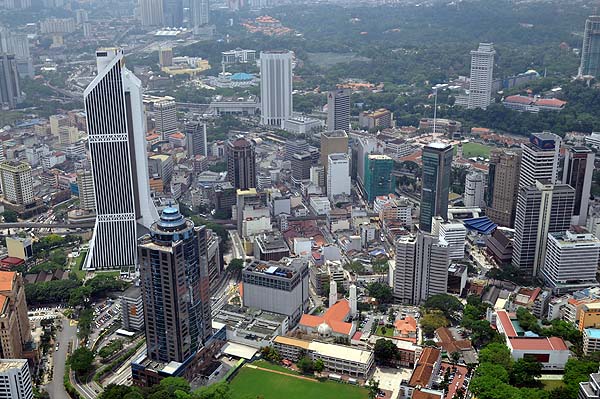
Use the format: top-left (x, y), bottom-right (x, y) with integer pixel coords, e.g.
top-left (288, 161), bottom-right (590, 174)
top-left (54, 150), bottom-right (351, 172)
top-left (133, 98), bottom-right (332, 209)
top-left (349, 284), bottom-right (357, 317)
top-left (329, 280), bottom-right (337, 307)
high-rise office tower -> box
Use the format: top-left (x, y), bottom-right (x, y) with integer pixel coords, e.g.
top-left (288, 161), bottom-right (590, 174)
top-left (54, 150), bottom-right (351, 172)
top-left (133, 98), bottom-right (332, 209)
top-left (467, 43), bottom-right (495, 110)
top-left (541, 228), bottom-right (600, 294)
top-left (0, 54), bottom-right (21, 110)
top-left (562, 146), bottom-right (595, 226)
top-left (0, 161), bottom-right (33, 206)
top-left (185, 121), bottom-right (208, 157)
top-left (419, 143), bottom-right (453, 233)
top-left (285, 138), bottom-right (309, 162)
top-left (190, 0), bottom-right (210, 34)
top-left (154, 98), bottom-right (177, 139)
top-left (139, 207), bottom-right (211, 363)
top-left (392, 232), bottom-right (449, 305)
top-left (226, 138), bottom-right (256, 190)
top-left (320, 129), bottom-right (348, 184)
top-left (579, 16), bottom-right (600, 77)
top-left (0, 27), bottom-right (32, 77)
top-left (77, 170), bottom-right (96, 211)
top-left (518, 132), bottom-right (561, 190)
top-left (364, 154), bottom-right (394, 203)
top-left (432, 217), bottom-right (466, 260)
top-left (512, 181), bottom-right (575, 278)
top-left (486, 149), bottom-right (521, 227)
top-left (0, 360), bottom-right (33, 399)
top-left (326, 88), bottom-right (351, 132)
top-left (464, 171), bottom-right (485, 208)
top-left (327, 153), bottom-right (351, 200)
top-left (0, 272), bottom-right (33, 359)
top-left (84, 48), bottom-right (158, 270)
top-left (260, 51), bottom-right (293, 128)
top-left (163, 0), bottom-right (183, 27)
top-left (140, 0), bottom-right (164, 26)
top-left (352, 136), bottom-right (378, 186)
top-left (291, 151), bottom-right (312, 186)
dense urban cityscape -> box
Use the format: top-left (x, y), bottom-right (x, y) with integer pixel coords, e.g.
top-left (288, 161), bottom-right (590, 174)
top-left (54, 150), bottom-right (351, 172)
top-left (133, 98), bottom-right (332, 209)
top-left (0, 0), bottom-right (599, 398)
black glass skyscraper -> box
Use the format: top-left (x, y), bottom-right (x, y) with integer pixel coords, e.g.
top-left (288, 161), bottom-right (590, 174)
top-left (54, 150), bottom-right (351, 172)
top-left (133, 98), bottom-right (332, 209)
top-left (419, 143), bottom-right (453, 233)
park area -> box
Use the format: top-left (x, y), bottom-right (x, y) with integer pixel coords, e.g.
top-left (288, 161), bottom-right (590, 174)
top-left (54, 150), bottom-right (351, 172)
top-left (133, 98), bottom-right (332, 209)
top-left (454, 142), bottom-right (494, 158)
top-left (229, 364), bottom-right (368, 399)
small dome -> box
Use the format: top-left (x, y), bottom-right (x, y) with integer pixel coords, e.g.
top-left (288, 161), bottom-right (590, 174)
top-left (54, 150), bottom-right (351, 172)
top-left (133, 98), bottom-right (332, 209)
top-left (317, 322), bottom-right (332, 336)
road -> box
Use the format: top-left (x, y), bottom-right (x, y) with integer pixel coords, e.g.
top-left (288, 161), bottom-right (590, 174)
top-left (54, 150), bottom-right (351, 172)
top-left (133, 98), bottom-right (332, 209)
top-left (45, 318), bottom-right (77, 399)
top-left (229, 231), bottom-right (246, 260)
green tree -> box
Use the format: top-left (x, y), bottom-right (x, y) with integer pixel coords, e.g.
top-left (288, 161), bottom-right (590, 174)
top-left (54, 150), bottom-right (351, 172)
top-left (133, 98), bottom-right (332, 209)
top-left (69, 347), bottom-right (94, 376)
top-left (2, 210), bottom-right (18, 222)
top-left (373, 338), bottom-right (398, 364)
top-left (366, 282), bottom-right (393, 303)
top-left (510, 358), bottom-right (542, 387)
top-left (477, 343), bottom-right (513, 370)
top-left (367, 379), bottom-right (380, 399)
top-left (314, 359), bottom-right (324, 373)
top-left (228, 258), bottom-right (245, 273)
top-left (99, 385), bottom-right (135, 399)
top-left (516, 307), bottom-right (542, 334)
top-left (193, 382), bottom-right (231, 399)
top-left (475, 363), bottom-right (509, 383)
top-left (423, 294), bottom-right (464, 320)
top-left (420, 311), bottom-right (449, 337)
top-left (296, 356), bottom-right (315, 374)
top-left (159, 377), bottom-right (191, 394)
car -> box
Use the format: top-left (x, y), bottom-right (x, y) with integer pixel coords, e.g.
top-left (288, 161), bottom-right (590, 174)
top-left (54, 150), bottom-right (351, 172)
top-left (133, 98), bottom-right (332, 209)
top-left (55, 346), bottom-right (59, 352)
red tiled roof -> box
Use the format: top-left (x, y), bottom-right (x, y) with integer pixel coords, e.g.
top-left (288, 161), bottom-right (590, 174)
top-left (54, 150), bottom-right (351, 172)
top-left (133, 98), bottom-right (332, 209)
top-left (496, 310), bottom-right (518, 337)
top-left (299, 299), bottom-right (352, 335)
top-left (408, 347), bottom-right (441, 387)
top-left (169, 132), bottom-right (185, 140)
top-left (0, 272), bottom-right (16, 292)
top-left (509, 337), bottom-right (568, 351)
top-left (394, 316), bottom-right (417, 336)
top-left (535, 98), bottom-right (566, 108)
top-left (412, 390), bottom-right (442, 399)
top-left (505, 95), bottom-right (533, 104)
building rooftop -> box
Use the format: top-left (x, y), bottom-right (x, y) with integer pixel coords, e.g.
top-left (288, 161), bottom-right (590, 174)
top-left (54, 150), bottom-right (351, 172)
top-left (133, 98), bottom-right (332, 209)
top-left (425, 142), bottom-right (452, 151)
top-left (509, 337), bottom-right (568, 351)
top-left (0, 272), bottom-right (16, 292)
top-left (409, 347), bottom-right (440, 387)
top-left (0, 359), bottom-right (26, 372)
top-left (585, 328), bottom-right (600, 339)
top-left (299, 299), bottom-right (353, 335)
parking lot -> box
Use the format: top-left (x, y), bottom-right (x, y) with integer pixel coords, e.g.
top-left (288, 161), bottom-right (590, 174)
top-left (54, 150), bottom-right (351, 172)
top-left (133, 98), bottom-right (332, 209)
top-left (439, 363), bottom-right (470, 399)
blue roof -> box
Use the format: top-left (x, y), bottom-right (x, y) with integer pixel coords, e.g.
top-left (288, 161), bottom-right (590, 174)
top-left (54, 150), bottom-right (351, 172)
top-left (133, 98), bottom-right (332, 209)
top-left (369, 248), bottom-right (386, 256)
top-left (463, 216), bottom-right (497, 235)
top-left (231, 72), bottom-right (253, 81)
top-left (586, 328), bottom-right (600, 339)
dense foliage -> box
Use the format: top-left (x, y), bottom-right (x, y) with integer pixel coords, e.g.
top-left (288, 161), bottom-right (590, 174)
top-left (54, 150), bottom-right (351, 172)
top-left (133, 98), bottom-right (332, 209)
top-left (99, 378), bottom-right (232, 399)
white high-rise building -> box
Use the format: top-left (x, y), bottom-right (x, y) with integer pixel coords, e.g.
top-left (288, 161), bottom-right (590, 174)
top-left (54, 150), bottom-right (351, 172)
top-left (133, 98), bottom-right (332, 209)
top-left (464, 171), bottom-right (485, 208)
top-left (349, 284), bottom-right (357, 317)
top-left (84, 48), bottom-right (158, 270)
top-left (327, 153), bottom-right (351, 201)
top-left (518, 132), bottom-right (561, 190)
top-left (391, 231), bottom-right (449, 305)
top-left (153, 98), bottom-right (178, 139)
top-left (432, 217), bottom-right (466, 260)
top-left (77, 170), bottom-right (95, 212)
top-left (467, 43), bottom-right (495, 110)
top-left (327, 88), bottom-right (351, 132)
top-left (260, 51), bottom-right (293, 128)
top-left (0, 359), bottom-right (33, 399)
top-left (140, 0), bottom-right (164, 26)
top-left (541, 229), bottom-right (600, 294)
top-left (190, 0), bottom-right (209, 34)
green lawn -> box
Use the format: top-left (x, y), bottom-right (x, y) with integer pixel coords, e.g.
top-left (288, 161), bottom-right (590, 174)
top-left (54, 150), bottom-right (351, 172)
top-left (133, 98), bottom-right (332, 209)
top-left (454, 142), bottom-right (493, 158)
top-left (71, 250), bottom-right (88, 280)
top-left (252, 360), bottom-right (299, 376)
top-left (374, 325), bottom-right (394, 337)
top-left (229, 366), bottom-right (368, 399)
top-left (540, 379), bottom-right (565, 391)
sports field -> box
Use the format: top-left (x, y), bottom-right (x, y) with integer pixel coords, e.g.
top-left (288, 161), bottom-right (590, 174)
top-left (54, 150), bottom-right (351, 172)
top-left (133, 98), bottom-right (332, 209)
top-left (229, 366), bottom-right (368, 399)
top-left (454, 142), bottom-right (493, 158)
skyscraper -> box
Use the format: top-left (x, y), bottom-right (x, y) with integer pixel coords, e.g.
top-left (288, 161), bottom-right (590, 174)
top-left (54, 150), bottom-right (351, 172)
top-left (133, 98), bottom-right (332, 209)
top-left (0, 272), bottom-right (33, 360)
top-left (467, 43), bottom-right (495, 110)
top-left (512, 181), bottom-right (575, 278)
top-left (77, 170), bottom-right (96, 211)
top-left (486, 149), bottom-right (521, 227)
top-left (518, 132), bottom-right (561, 190)
top-left (364, 154), bottom-right (394, 203)
top-left (163, 0), bottom-right (183, 27)
top-left (140, 0), bottom-right (164, 26)
top-left (0, 54), bottom-right (21, 110)
top-left (392, 232), bottom-right (449, 305)
top-left (326, 88), bottom-right (351, 132)
top-left (0, 161), bottom-right (33, 206)
top-left (185, 121), bottom-right (208, 157)
top-left (260, 51), bottom-right (293, 128)
top-left (84, 48), bottom-right (158, 270)
top-left (464, 171), bottom-right (485, 208)
top-left (327, 153), bottom-right (351, 200)
top-left (0, 360), bottom-right (33, 399)
top-left (190, 0), bottom-right (210, 34)
top-left (291, 151), bottom-right (312, 186)
top-left (541, 228), bottom-right (600, 294)
top-left (562, 146), bottom-right (595, 226)
top-left (138, 207), bottom-right (211, 363)
top-left (226, 138), bottom-right (256, 190)
top-left (419, 143), bottom-right (453, 233)
top-left (579, 16), bottom-right (600, 77)
top-left (153, 98), bottom-right (177, 139)
top-left (0, 27), bottom-right (33, 77)
top-left (320, 129), bottom-right (348, 186)
top-left (285, 138), bottom-right (309, 162)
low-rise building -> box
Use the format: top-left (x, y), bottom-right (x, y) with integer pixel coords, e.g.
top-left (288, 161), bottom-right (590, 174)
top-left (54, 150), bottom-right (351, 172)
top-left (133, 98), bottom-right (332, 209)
top-left (253, 232), bottom-right (290, 261)
top-left (398, 347), bottom-right (442, 399)
top-left (272, 336), bottom-right (374, 378)
top-left (120, 285), bottom-right (144, 332)
top-left (359, 109), bottom-right (392, 130)
top-left (583, 328), bottom-right (600, 356)
top-left (212, 305), bottom-right (289, 348)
